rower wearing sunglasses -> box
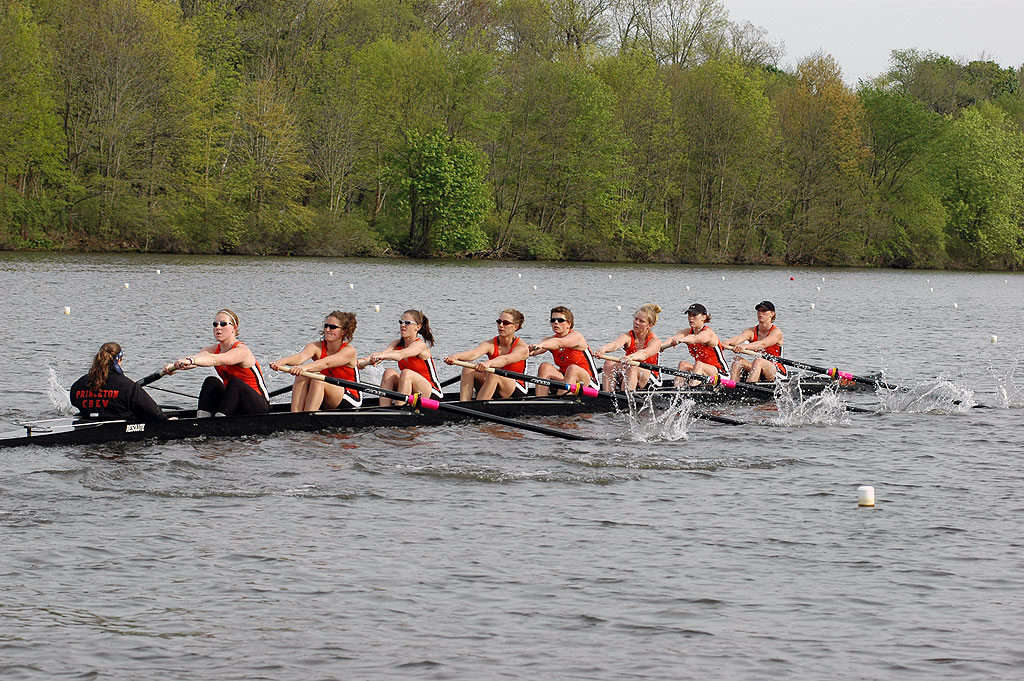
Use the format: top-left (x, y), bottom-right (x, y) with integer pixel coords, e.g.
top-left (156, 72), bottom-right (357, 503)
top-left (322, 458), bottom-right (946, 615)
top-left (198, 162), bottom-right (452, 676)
top-left (528, 306), bottom-right (599, 396)
top-left (166, 308), bottom-right (270, 417)
top-left (442, 309), bottom-right (529, 400)
top-left (270, 311), bottom-right (361, 411)
top-left (360, 309), bottom-right (442, 406)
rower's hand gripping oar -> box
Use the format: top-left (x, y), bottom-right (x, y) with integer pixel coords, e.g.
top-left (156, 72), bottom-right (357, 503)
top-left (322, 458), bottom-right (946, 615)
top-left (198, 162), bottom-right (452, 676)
top-left (135, 367), bottom-right (169, 387)
top-left (281, 366), bottom-right (587, 441)
top-left (453, 359), bottom-right (743, 426)
top-left (728, 346), bottom-right (902, 390)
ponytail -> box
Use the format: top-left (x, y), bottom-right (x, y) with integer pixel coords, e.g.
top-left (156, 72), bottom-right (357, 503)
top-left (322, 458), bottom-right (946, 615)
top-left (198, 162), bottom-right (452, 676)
top-left (86, 342), bottom-right (122, 392)
top-left (402, 309), bottom-right (434, 346)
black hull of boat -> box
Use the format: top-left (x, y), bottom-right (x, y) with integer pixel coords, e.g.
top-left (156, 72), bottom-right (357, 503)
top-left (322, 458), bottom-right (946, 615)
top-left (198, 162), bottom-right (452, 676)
top-left (0, 378), bottom-right (847, 449)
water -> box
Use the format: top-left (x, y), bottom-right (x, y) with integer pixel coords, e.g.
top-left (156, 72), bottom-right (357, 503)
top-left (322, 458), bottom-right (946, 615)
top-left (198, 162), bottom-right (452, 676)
top-left (1, 253), bottom-right (1022, 679)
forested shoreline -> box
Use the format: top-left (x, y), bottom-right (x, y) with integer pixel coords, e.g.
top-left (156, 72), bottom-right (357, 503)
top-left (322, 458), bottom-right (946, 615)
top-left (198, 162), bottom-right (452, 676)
top-left (2, 0), bottom-right (1023, 268)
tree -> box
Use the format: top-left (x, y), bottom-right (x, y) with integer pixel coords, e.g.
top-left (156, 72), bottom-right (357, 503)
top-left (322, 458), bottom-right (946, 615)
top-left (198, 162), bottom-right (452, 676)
top-left (394, 128), bottom-right (492, 255)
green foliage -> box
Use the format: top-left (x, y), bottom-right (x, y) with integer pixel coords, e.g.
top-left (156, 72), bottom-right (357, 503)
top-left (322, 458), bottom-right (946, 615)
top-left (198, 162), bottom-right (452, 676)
top-left (391, 129), bottom-right (492, 256)
top-left (4, 0), bottom-right (1024, 270)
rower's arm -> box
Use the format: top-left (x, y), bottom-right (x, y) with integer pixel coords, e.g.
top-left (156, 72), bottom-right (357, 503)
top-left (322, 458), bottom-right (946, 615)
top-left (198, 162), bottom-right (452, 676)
top-left (625, 333), bottom-right (661, 362)
top-left (443, 341), bottom-right (491, 365)
top-left (270, 343), bottom-right (317, 371)
top-left (597, 333), bottom-right (630, 355)
top-left (307, 344), bottom-right (357, 373)
top-left (484, 342), bottom-right (529, 369)
top-left (743, 328), bottom-right (783, 352)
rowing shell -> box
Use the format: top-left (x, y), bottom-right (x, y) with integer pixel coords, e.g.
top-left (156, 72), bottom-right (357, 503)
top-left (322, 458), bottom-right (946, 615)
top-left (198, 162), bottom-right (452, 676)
top-left (0, 377), bottom-right (849, 449)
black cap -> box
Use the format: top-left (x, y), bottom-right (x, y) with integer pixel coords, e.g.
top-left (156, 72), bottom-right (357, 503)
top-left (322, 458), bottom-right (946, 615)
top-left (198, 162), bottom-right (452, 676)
top-left (755, 300), bottom-right (775, 312)
top-left (685, 303), bottom-right (708, 316)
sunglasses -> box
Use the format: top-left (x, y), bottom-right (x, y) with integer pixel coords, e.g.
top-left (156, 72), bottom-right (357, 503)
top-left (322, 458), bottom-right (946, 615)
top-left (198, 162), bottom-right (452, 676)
top-left (549, 317), bottom-right (568, 324)
top-left (398, 319), bottom-right (416, 326)
top-left (324, 323), bottom-right (340, 330)
top-left (212, 321), bottom-right (233, 327)
top-left (496, 319), bottom-right (515, 326)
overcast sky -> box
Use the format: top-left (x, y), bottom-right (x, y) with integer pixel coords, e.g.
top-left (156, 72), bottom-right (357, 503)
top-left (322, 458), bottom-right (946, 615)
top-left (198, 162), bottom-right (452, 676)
top-left (722, 0), bottom-right (1024, 84)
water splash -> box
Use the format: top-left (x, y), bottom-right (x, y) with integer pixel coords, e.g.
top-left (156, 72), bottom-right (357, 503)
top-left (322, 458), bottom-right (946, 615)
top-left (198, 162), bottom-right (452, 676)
top-left (47, 366), bottom-right (74, 415)
top-left (991, 364), bottom-right (1024, 408)
top-left (620, 390), bottom-right (692, 442)
top-left (875, 376), bottom-right (975, 413)
top-left (772, 381), bottom-right (851, 426)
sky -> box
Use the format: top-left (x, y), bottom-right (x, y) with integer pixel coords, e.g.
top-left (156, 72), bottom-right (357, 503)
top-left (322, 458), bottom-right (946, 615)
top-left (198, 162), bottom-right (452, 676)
top-left (722, 0), bottom-right (1024, 84)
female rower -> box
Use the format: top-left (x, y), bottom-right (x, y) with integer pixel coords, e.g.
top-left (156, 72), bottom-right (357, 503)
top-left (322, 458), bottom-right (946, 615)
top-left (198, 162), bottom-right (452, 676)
top-left (360, 309), bottom-right (442, 407)
top-left (723, 300), bottom-right (786, 382)
top-left (70, 342), bottom-right (166, 421)
top-left (596, 303), bottom-right (663, 391)
top-left (166, 308), bottom-right (270, 417)
top-left (269, 311), bottom-right (362, 411)
top-left (528, 306), bottom-right (598, 397)
top-left (659, 303), bottom-right (729, 386)
top-left (442, 309), bottom-right (529, 400)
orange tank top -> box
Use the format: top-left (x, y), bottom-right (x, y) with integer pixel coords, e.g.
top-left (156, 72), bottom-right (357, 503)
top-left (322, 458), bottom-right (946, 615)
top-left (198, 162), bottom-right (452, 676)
top-left (686, 326), bottom-right (728, 374)
top-left (214, 341), bottom-right (269, 400)
top-left (752, 325), bottom-right (786, 376)
top-left (321, 341), bottom-right (361, 399)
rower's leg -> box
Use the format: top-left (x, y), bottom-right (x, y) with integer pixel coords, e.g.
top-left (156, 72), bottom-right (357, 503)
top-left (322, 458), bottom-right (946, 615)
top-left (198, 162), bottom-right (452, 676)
top-left (535, 363), bottom-right (561, 396)
top-left (400, 370), bottom-right (435, 399)
top-left (459, 366), bottom-right (476, 401)
top-left (291, 375), bottom-right (310, 412)
top-left (730, 358), bottom-right (751, 382)
top-left (674, 359), bottom-right (695, 388)
top-left (563, 365), bottom-right (591, 393)
top-left (601, 359), bottom-right (618, 392)
top-left (475, 373), bottom-right (501, 400)
top-left (302, 378), bottom-right (327, 410)
top-left (379, 368), bottom-right (400, 406)
top-left (198, 376), bottom-right (225, 415)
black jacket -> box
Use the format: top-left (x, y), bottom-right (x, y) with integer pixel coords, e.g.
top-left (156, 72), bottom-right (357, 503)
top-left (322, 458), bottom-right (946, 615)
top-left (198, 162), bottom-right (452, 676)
top-left (69, 372), bottom-right (167, 421)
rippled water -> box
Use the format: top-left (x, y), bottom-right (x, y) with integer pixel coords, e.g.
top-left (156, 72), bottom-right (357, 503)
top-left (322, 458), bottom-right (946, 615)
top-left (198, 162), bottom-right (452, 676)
top-left (1, 253), bottom-right (1022, 679)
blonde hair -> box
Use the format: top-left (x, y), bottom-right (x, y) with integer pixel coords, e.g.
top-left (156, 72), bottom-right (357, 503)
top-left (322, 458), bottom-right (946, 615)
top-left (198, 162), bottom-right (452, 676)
top-left (636, 303), bottom-right (661, 326)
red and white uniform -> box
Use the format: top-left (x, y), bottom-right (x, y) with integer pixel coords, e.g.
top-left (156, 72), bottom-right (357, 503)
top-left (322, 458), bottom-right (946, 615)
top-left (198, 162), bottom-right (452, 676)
top-left (214, 342), bottom-right (269, 399)
top-left (687, 326), bottom-right (729, 375)
top-left (552, 346), bottom-right (599, 387)
top-left (398, 349), bottom-right (443, 399)
top-left (752, 325), bottom-right (786, 377)
top-left (626, 330), bottom-right (661, 387)
top-left (489, 336), bottom-right (528, 394)
top-left (321, 341), bottom-right (362, 406)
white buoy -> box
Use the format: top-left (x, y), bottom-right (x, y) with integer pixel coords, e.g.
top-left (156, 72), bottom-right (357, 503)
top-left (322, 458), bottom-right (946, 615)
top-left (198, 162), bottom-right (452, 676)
top-left (858, 486), bottom-right (875, 507)
top-left (685, 285), bottom-right (690, 291)
top-left (517, 273), bottom-right (521, 278)
top-left (953, 303), bottom-right (958, 309)
top-left (374, 305), bottom-right (380, 312)
top-left (328, 271), bottom-right (333, 276)
top-left (608, 274), bottom-right (612, 279)
top-left (721, 276), bottom-right (725, 280)
top-left (930, 288), bottom-right (933, 292)
top-left (155, 269), bottom-right (161, 274)
top-left (926, 279), bottom-right (930, 282)
top-left (821, 276), bottom-right (825, 282)
top-left (349, 283), bottom-right (354, 289)
top-left (810, 303), bottom-right (816, 309)
top-left (615, 305), bottom-right (621, 311)
top-left (816, 286), bottom-right (821, 292)
top-left (123, 282), bottom-right (129, 289)
top-left (991, 335), bottom-right (998, 343)
top-left (532, 285), bottom-right (538, 290)
top-left (63, 306), bottom-right (71, 315)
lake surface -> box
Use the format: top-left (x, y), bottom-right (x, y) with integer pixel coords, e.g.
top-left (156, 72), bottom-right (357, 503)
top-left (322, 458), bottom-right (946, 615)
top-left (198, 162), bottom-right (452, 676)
top-left (1, 253), bottom-right (1021, 679)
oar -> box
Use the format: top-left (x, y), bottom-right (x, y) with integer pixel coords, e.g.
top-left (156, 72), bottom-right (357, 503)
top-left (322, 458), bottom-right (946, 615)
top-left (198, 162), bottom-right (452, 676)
top-left (729, 347), bottom-right (902, 390)
top-left (136, 368), bottom-right (168, 387)
top-left (282, 366), bottom-right (587, 441)
top-left (450, 359), bottom-right (743, 426)
top-left (269, 384), bottom-right (293, 398)
top-left (596, 352), bottom-right (778, 397)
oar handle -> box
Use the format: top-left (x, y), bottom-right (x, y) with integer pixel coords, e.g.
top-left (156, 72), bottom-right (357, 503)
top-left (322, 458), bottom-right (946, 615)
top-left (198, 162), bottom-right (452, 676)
top-left (285, 366), bottom-right (440, 410)
top-left (135, 368), bottom-right (168, 387)
top-left (449, 359), bottom-right (600, 398)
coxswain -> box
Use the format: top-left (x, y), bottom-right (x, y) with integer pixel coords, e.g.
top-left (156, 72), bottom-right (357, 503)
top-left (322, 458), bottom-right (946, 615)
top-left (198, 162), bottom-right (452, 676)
top-left (528, 306), bottom-right (598, 397)
top-left (166, 308), bottom-right (270, 417)
top-left (723, 300), bottom-right (786, 382)
top-left (360, 309), bottom-right (442, 407)
top-left (69, 342), bottom-right (166, 421)
top-left (596, 303), bottom-right (663, 391)
top-left (442, 309), bottom-right (529, 400)
top-left (659, 303), bottom-right (729, 386)
top-left (270, 311), bottom-right (362, 411)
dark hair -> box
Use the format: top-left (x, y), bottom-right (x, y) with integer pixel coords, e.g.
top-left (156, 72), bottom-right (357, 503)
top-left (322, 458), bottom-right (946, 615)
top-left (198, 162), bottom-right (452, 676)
top-left (324, 310), bottom-right (356, 343)
top-left (87, 342), bottom-right (122, 392)
top-left (402, 309), bottom-right (434, 346)
top-left (500, 308), bottom-right (525, 331)
top-left (550, 305), bottom-right (574, 328)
